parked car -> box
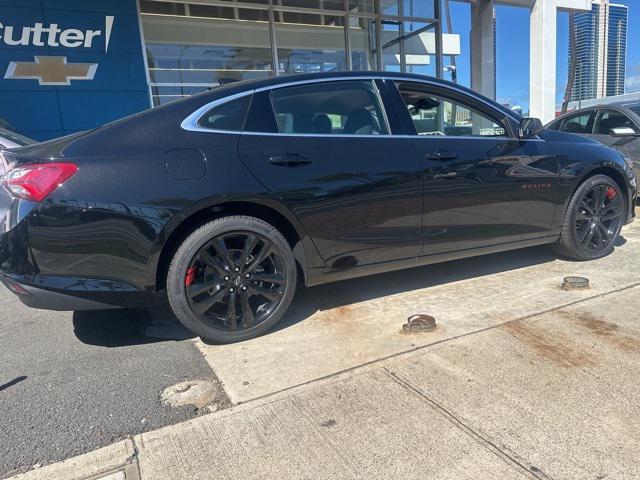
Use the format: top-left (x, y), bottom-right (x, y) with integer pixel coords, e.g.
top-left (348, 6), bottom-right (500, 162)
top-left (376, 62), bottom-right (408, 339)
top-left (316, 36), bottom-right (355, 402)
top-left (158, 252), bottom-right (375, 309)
top-left (0, 128), bottom-right (36, 149)
top-left (547, 102), bottom-right (640, 179)
top-left (0, 72), bottom-right (636, 343)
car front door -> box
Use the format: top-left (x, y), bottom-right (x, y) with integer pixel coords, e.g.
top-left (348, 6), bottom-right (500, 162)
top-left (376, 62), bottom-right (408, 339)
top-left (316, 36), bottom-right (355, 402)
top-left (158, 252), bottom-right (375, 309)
top-left (589, 108), bottom-right (640, 174)
top-left (388, 80), bottom-right (559, 255)
top-left (237, 79), bottom-right (424, 268)
top-left (556, 110), bottom-right (596, 137)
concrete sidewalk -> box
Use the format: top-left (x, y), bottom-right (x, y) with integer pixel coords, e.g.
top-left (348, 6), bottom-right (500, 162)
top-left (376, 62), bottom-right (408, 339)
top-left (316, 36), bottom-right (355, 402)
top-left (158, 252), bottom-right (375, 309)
top-left (10, 282), bottom-right (640, 480)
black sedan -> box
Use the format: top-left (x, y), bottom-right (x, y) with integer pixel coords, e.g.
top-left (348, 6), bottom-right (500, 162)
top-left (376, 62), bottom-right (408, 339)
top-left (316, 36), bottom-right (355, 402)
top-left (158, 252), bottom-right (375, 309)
top-left (0, 72), bottom-right (636, 343)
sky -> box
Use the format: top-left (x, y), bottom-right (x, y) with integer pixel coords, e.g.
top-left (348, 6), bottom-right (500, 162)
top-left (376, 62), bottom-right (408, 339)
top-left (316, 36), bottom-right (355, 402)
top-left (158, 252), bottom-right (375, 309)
top-left (445, 0), bottom-right (640, 111)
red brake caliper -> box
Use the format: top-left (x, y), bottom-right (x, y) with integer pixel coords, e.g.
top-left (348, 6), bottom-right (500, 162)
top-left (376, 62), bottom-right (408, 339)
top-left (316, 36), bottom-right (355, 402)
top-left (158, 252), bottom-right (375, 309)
top-left (185, 266), bottom-right (197, 286)
top-left (606, 187), bottom-right (617, 201)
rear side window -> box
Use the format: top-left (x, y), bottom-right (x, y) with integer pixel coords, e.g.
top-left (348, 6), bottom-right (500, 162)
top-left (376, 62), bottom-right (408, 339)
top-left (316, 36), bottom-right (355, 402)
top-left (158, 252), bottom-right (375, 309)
top-left (269, 80), bottom-right (389, 135)
top-left (559, 111), bottom-right (593, 134)
top-left (198, 94), bottom-right (251, 131)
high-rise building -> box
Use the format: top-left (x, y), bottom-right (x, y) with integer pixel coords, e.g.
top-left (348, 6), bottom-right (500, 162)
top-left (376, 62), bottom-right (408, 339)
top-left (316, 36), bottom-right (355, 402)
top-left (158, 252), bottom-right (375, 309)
top-left (569, 0), bottom-right (628, 102)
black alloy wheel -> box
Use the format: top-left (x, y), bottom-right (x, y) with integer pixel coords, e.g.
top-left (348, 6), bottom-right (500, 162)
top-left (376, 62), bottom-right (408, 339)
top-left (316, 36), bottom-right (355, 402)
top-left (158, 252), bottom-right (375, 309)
top-left (167, 216), bottom-right (297, 343)
top-left (555, 175), bottom-right (625, 260)
top-left (185, 232), bottom-right (286, 330)
top-left (573, 183), bottom-right (623, 254)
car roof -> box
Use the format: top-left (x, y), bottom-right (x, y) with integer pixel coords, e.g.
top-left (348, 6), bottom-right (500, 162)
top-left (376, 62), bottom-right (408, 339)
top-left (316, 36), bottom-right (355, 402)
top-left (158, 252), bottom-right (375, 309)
top-left (552, 101), bottom-right (640, 121)
top-left (200, 71), bottom-right (521, 122)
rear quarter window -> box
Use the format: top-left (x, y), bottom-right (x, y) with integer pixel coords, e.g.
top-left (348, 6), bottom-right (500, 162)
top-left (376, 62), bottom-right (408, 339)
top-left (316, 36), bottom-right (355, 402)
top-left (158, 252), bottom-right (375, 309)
top-left (198, 94), bottom-right (251, 131)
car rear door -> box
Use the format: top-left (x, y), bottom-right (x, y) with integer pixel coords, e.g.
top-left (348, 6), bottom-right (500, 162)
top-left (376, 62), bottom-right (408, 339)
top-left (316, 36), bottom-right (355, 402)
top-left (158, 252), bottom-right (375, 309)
top-left (388, 80), bottom-right (559, 255)
top-left (237, 78), bottom-right (423, 268)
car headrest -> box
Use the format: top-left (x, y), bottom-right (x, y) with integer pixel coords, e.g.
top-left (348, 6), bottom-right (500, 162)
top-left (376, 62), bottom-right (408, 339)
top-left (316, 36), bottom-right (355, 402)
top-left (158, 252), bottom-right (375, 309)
top-left (343, 108), bottom-right (376, 135)
top-left (312, 114), bottom-right (332, 134)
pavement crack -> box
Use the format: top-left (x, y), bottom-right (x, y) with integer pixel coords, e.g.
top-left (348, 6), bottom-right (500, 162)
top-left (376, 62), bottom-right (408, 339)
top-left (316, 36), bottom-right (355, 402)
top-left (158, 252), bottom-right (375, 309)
top-left (382, 367), bottom-right (554, 480)
top-left (126, 436), bottom-right (143, 480)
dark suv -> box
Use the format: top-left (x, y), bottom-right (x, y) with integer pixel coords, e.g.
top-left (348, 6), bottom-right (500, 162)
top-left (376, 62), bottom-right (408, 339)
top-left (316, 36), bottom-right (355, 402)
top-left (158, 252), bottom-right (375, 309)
top-left (547, 102), bottom-right (640, 178)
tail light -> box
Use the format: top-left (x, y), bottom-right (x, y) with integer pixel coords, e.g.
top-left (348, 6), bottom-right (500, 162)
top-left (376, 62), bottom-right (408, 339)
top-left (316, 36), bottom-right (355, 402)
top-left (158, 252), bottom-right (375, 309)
top-left (1, 163), bottom-right (78, 202)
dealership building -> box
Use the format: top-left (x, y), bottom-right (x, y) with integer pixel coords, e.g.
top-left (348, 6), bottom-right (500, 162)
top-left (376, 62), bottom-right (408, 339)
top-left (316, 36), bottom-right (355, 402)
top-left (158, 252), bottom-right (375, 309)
top-left (1, 0), bottom-right (591, 141)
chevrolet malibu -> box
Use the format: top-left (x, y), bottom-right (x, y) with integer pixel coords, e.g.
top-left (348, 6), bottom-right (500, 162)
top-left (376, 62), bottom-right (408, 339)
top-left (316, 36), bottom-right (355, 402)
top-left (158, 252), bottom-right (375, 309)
top-left (0, 72), bottom-right (636, 343)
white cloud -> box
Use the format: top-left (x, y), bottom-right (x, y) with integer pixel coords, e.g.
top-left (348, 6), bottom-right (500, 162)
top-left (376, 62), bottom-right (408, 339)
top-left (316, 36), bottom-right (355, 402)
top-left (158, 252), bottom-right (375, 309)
top-left (626, 75), bottom-right (640, 93)
top-left (627, 64), bottom-right (640, 92)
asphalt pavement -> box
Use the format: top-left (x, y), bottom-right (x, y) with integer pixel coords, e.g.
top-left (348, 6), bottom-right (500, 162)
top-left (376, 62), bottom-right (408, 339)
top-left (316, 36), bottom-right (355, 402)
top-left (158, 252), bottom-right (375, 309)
top-left (0, 292), bottom-right (226, 478)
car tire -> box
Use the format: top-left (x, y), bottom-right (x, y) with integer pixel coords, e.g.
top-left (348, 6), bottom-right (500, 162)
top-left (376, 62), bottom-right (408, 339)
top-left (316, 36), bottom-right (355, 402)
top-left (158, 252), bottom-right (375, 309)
top-left (554, 174), bottom-right (626, 260)
top-left (166, 216), bottom-right (297, 344)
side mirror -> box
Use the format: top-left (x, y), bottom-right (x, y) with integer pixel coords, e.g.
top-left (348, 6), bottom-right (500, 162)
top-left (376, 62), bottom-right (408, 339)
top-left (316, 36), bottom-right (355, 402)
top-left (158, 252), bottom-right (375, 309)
top-left (610, 127), bottom-right (638, 137)
top-left (518, 117), bottom-right (544, 138)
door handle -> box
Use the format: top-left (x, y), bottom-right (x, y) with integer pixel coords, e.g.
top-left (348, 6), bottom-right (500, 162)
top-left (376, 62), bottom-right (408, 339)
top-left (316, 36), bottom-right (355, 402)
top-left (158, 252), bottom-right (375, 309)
top-left (424, 151), bottom-right (458, 161)
top-left (268, 153), bottom-right (312, 166)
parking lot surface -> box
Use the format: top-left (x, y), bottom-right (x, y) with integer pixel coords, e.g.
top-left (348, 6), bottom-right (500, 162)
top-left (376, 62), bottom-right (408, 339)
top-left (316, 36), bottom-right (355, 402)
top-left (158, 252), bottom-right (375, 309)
top-left (0, 302), bottom-right (224, 478)
top-left (2, 218), bottom-right (640, 479)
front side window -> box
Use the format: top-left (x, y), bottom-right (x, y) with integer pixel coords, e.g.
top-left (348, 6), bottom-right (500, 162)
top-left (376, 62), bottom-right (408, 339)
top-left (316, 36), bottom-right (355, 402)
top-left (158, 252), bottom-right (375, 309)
top-left (198, 94), bottom-right (252, 131)
top-left (559, 111), bottom-right (593, 134)
top-left (593, 110), bottom-right (638, 135)
top-left (395, 83), bottom-right (506, 137)
top-left (269, 80), bottom-right (389, 135)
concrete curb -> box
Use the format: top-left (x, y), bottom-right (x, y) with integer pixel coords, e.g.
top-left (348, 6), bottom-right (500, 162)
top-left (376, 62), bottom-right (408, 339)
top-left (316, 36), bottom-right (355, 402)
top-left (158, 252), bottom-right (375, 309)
top-left (6, 439), bottom-right (140, 480)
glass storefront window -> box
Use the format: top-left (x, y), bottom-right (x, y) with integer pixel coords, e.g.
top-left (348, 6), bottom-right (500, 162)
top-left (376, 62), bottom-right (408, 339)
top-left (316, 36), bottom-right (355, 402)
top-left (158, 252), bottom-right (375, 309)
top-left (349, 16), bottom-right (378, 70)
top-left (139, 0), bottom-right (444, 106)
top-left (279, 0), bottom-right (345, 10)
top-left (402, 21), bottom-right (437, 77)
top-left (403, 0), bottom-right (435, 19)
top-left (380, 20), bottom-right (437, 75)
top-left (142, 13), bottom-right (273, 106)
top-left (140, 1), bottom-right (185, 16)
top-left (379, 0), bottom-right (435, 18)
top-left (381, 21), bottom-right (400, 71)
top-left (275, 14), bottom-right (347, 74)
top-left (347, 0), bottom-right (376, 15)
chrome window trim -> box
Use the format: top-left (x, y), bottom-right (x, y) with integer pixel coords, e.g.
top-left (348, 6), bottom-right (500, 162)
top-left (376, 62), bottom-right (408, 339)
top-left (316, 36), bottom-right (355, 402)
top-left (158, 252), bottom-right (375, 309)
top-left (180, 75), bottom-right (521, 136)
top-left (180, 90), bottom-right (255, 133)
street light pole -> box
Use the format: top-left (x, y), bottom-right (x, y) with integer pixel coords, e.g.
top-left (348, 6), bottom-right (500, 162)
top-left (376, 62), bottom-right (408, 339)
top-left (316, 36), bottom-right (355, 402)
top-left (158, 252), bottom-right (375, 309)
top-left (578, 60), bottom-right (583, 109)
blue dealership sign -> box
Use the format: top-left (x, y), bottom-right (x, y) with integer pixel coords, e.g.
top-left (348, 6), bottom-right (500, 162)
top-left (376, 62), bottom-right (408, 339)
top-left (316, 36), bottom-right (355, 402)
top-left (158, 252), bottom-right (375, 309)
top-left (0, 0), bottom-right (150, 140)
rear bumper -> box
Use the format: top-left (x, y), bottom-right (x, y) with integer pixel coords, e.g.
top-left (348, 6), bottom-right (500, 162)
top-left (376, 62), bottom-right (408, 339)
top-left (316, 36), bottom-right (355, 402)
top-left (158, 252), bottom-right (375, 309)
top-left (1, 275), bottom-right (118, 310)
top-left (0, 272), bottom-right (154, 311)
top-left (0, 195), bottom-right (160, 311)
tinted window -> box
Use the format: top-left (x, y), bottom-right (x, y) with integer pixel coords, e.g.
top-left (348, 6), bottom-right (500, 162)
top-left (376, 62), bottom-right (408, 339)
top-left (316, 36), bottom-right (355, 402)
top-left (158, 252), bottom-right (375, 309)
top-left (198, 94), bottom-right (251, 131)
top-left (559, 111), bottom-right (593, 134)
top-left (593, 110), bottom-right (638, 134)
top-left (395, 83), bottom-right (506, 137)
top-left (546, 120), bottom-right (560, 130)
top-left (270, 80), bottom-right (389, 135)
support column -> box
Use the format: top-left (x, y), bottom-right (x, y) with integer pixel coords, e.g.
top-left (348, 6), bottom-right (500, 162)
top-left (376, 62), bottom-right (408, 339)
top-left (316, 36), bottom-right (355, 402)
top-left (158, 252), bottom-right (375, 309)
top-left (529, 0), bottom-right (557, 122)
top-left (470, 0), bottom-right (495, 100)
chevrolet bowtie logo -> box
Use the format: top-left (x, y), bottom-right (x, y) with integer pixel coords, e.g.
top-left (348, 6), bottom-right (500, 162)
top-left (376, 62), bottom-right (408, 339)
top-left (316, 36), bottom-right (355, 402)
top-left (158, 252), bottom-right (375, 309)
top-left (4, 56), bottom-right (97, 85)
